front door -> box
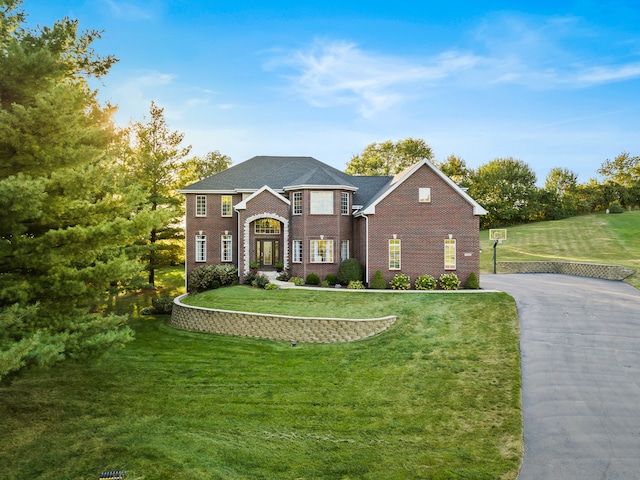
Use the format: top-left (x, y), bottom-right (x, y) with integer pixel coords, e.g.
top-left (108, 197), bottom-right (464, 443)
top-left (257, 240), bottom-right (279, 268)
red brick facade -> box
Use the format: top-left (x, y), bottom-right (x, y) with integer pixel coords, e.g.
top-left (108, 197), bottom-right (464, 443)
top-left (183, 159), bottom-right (484, 288)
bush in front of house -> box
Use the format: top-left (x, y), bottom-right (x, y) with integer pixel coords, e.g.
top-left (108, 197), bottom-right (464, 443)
top-left (414, 274), bottom-right (437, 290)
top-left (252, 274), bottom-right (271, 289)
top-left (306, 273), bottom-right (321, 285)
top-left (264, 282), bottom-right (279, 290)
top-left (324, 273), bottom-right (338, 286)
top-left (347, 280), bottom-right (365, 289)
top-left (439, 273), bottom-right (461, 290)
top-left (141, 296), bottom-right (175, 315)
top-left (188, 265), bottom-right (217, 293)
top-left (390, 273), bottom-right (411, 290)
top-left (465, 271), bottom-right (480, 289)
top-left (212, 264), bottom-right (238, 286)
top-left (244, 267), bottom-right (259, 285)
top-left (370, 270), bottom-right (387, 289)
top-left (276, 271), bottom-right (291, 282)
top-left (288, 276), bottom-right (305, 286)
top-left (337, 258), bottom-right (363, 285)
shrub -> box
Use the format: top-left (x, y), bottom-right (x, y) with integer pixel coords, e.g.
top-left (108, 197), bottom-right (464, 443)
top-left (337, 258), bottom-right (363, 285)
top-left (465, 271), bottom-right (480, 289)
top-left (306, 272), bottom-right (321, 286)
top-left (249, 260), bottom-right (260, 269)
top-left (288, 276), bottom-right (305, 286)
top-left (276, 271), bottom-right (291, 282)
top-left (414, 274), bottom-right (436, 290)
top-left (370, 270), bottom-right (387, 289)
top-left (244, 267), bottom-right (259, 285)
top-left (439, 273), bottom-right (460, 290)
top-left (264, 282), bottom-right (279, 290)
top-left (347, 280), bottom-right (365, 289)
top-left (212, 264), bottom-right (238, 286)
top-left (252, 274), bottom-right (271, 289)
top-left (390, 273), bottom-right (411, 290)
top-left (324, 273), bottom-right (338, 286)
top-left (320, 280), bottom-right (330, 288)
top-left (188, 265), bottom-right (216, 293)
top-left (142, 296), bottom-right (174, 315)
top-left (609, 201), bottom-right (624, 214)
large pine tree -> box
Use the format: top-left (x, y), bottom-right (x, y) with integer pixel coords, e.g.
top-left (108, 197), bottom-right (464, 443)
top-left (0, 0), bottom-right (160, 382)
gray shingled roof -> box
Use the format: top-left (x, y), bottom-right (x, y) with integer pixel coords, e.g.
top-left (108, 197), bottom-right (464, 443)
top-left (179, 155), bottom-right (393, 208)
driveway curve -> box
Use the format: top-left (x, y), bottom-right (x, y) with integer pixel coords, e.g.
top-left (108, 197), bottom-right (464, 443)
top-left (482, 274), bottom-right (640, 480)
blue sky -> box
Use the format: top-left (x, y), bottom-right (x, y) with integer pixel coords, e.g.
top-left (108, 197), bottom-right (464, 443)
top-left (23, 0), bottom-right (640, 183)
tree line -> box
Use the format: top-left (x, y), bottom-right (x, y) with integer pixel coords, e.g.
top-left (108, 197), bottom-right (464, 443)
top-left (346, 138), bottom-right (640, 229)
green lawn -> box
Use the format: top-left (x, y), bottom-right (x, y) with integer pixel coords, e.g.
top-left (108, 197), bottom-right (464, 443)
top-left (0, 286), bottom-right (522, 479)
top-left (480, 210), bottom-right (640, 289)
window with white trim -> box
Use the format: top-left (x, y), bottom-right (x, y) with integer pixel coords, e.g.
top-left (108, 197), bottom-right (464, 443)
top-left (341, 240), bottom-right (349, 261)
top-left (254, 218), bottom-right (281, 234)
top-left (221, 235), bottom-right (232, 262)
top-left (310, 191), bottom-right (333, 215)
top-left (196, 195), bottom-right (206, 216)
top-left (419, 188), bottom-right (431, 203)
top-left (341, 192), bottom-right (349, 215)
top-left (293, 192), bottom-right (302, 215)
top-left (293, 240), bottom-right (302, 263)
top-left (444, 238), bottom-right (456, 270)
top-left (389, 238), bottom-right (401, 270)
top-left (196, 235), bottom-right (206, 262)
top-left (310, 239), bottom-right (334, 263)
top-left (221, 195), bottom-right (232, 217)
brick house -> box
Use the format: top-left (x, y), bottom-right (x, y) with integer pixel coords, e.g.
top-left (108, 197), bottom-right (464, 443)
top-left (180, 156), bottom-right (487, 287)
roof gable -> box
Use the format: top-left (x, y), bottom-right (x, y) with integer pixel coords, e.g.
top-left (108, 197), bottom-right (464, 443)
top-left (358, 159), bottom-right (487, 216)
top-left (234, 185), bottom-right (290, 211)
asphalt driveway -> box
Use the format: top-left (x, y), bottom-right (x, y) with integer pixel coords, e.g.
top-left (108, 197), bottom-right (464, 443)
top-left (482, 274), bottom-right (640, 480)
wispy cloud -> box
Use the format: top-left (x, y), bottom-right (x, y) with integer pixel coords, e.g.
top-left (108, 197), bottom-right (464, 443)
top-left (266, 40), bottom-right (481, 117)
top-left (266, 14), bottom-right (640, 117)
top-left (102, 0), bottom-right (156, 20)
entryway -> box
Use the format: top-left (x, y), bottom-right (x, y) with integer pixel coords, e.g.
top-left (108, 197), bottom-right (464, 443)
top-left (256, 239), bottom-right (280, 269)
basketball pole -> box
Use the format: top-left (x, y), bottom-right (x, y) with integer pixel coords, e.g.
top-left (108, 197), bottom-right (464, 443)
top-left (493, 239), bottom-right (498, 274)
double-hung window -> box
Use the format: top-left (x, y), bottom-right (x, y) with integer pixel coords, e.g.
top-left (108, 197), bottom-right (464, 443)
top-left (341, 192), bottom-right (349, 215)
top-left (196, 235), bottom-right (206, 262)
top-left (310, 239), bottom-right (334, 263)
top-left (221, 235), bottom-right (232, 262)
top-left (389, 238), bottom-right (401, 270)
top-left (341, 240), bottom-right (349, 261)
top-left (444, 238), bottom-right (456, 270)
top-left (196, 195), bottom-right (206, 216)
top-left (293, 192), bottom-right (302, 215)
top-left (293, 240), bottom-right (302, 263)
top-left (221, 195), bottom-right (232, 217)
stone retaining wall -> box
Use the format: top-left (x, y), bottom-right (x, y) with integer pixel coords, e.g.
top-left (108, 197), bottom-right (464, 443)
top-left (170, 294), bottom-right (397, 343)
top-left (497, 261), bottom-right (634, 280)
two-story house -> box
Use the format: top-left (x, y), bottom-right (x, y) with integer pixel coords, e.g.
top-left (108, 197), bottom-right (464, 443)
top-left (180, 156), bottom-right (486, 287)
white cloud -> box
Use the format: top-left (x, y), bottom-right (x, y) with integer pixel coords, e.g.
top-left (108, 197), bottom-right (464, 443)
top-left (102, 0), bottom-right (156, 20)
top-left (267, 40), bottom-right (481, 118)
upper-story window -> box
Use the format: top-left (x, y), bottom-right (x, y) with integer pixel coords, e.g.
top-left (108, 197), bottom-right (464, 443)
top-left (310, 191), bottom-right (333, 214)
top-left (341, 192), bottom-right (349, 215)
top-left (254, 218), bottom-right (281, 234)
top-left (196, 195), bottom-right (206, 216)
top-left (221, 195), bottom-right (233, 217)
top-left (419, 188), bottom-right (431, 203)
top-left (293, 192), bottom-right (302, 215)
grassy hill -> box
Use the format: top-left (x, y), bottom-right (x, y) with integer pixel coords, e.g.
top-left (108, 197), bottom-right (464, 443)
top-left (479, 211), bottom-right (640, 289)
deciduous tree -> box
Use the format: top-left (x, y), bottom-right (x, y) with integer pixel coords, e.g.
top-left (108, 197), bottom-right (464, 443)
top-left (345, 138), bottom-right (433, 176)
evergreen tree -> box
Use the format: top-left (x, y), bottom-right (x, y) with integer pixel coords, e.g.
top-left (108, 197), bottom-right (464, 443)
top-left (0, 1), bottom-right (159, 382)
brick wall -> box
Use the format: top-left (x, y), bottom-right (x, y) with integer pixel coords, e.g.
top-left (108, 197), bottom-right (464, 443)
top-left (366, 165), bottom-right (481, 286)
top-left (497, 261), bottom-right (635, 280)
top-left (171, 294), bottom-right (397, 343)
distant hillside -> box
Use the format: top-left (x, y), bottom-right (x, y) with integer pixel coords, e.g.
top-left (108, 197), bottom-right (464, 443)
top-left (479, 211), bottom-right (640, 289)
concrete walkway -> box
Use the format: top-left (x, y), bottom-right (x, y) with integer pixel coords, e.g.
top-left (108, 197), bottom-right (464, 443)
top-left (482, 274), bottom-right (640, 480)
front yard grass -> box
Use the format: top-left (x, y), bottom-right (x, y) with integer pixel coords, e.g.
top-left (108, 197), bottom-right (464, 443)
top-left (0, 288), bottom-right (521, 479)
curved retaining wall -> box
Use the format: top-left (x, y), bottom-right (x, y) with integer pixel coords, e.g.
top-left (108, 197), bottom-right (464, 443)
top-left (497, 261), bottom-right (634, 280)
top-left (170, 294), bottom-right (397, 343)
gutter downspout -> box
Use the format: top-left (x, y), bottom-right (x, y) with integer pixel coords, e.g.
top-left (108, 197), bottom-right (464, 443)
top-left (362, 214), bottom-right (369, 285)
